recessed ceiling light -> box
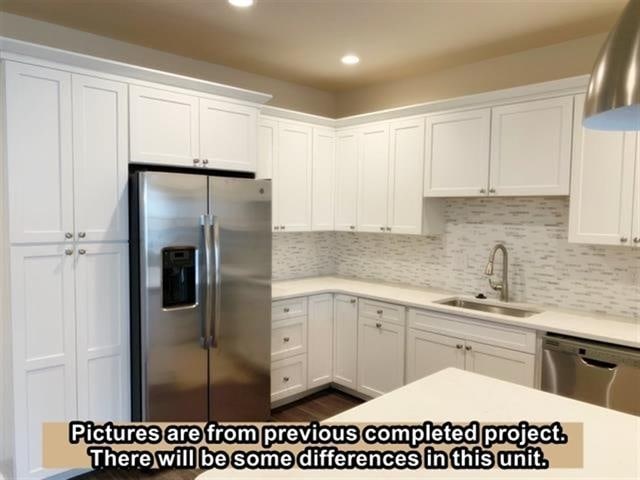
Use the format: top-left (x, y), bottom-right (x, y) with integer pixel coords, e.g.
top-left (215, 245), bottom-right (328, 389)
top-left (229, 0), bottom-right (254, 7)
top-left (341, 54), bottom-right (360, 65)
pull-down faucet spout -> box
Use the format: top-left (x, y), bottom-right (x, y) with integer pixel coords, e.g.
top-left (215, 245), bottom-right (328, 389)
top-left (485, 244), bottom-right (509, 302)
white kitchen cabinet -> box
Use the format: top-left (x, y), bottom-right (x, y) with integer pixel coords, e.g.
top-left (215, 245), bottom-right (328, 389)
top-left (129, 85), bottom-right (199, 167)
top-left (307, 294), bottom-right (333, 388)
top-left (274, 121), bottom-right (313, 231)
top-left (72, 75), bottom-right (129, 243)
top-left (634, 135), bottom-right (640, 248)
top-left (5, 62), bottom-right (75, 244)
top-left (271, 354), bottom-right (307, 402)
top-left (75, 243), bottom-right (130, 421)
top-left (569, 94), bottom-right (638, 246)
top-left (10, 245), bottom-right (77, 479)
top-left (332, 294), bottom-right (358, 389)
top-left (257, 117), bottom-right (277, 179)
top-left (406, 329), bottom-right (465, 383)
top-left (424, 108), bottom-right (491, 197)
top-left (334, 130), bottom-right (359, 232)
top-left (490, 96), bottom-right (573, 196)
top-left (311, 128), bottom-right (335, 231)
top-left (357, 317), bottom-right (405, 397)
top-left (357, 123), bottom-right (390, 232)
top-left (464, 341), bottom-right (535, 388)
top-left (199, 98), bottom-right (257, 172)
top-left (271, 316), bottom-right (307, 362)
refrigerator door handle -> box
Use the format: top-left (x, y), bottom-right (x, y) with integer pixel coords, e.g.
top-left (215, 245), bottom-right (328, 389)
top-left (200, 214), bottom-right (215, 349)
top-left (210, 215), bottom-right (221, 348)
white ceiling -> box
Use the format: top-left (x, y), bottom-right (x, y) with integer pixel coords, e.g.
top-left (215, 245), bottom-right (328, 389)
top-left (0, 0), bottom-right (626, 91)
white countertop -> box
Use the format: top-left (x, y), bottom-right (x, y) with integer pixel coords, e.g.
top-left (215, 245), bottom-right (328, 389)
top-left (272, 276), bottom-right (640, 349)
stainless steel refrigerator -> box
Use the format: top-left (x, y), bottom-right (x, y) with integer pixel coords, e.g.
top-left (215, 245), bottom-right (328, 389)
top-left (130, 169), bottom-right (271, 422)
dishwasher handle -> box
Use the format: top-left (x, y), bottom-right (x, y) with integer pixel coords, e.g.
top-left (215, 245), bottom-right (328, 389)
top-left (580, 356), bottom-right (617, 370)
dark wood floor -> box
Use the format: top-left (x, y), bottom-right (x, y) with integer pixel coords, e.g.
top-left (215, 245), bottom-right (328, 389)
top-left (77, 388), bottom-right (362, 480)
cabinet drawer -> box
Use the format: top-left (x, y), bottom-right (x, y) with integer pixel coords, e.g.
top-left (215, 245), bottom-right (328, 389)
top-left (359, 298), bottom-right (405, 326)
top-left (408, 308), bottom-right (536, 354)
top-left (272, 297), bottom-right (308, 321)
top-left (271, 354), bottom-right (307, 402)
top-left (271, 316), bottom-right (307, 361)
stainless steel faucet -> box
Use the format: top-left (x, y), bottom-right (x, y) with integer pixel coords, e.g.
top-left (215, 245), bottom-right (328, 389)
top-left (484, 243), bottom-right (509, 302)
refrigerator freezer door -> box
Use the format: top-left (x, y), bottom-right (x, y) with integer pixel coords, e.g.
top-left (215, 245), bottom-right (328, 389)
top-left (208, 176), bottom-right (271, 421)
top-left (140, 171), bottom-right (209, 421)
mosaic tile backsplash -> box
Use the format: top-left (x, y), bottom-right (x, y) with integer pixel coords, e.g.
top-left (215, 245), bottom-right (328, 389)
top-left (273, 197), bottom-right (640, 318)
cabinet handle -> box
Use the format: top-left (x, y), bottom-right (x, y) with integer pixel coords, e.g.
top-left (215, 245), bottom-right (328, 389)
top-left (78, 249), bottom-right (86, 255)
top-left (283, 376), bottom-right (290, 382)
top-left (202, 159), bottom-right (209, 165)
top-left (193, 158), bottom-right (200, 165)
top-left (465, 345), bottom-right (472, 351)
top-left (634, 237), bottom-right (640, 244)
top-left (283, 307), bottom-right (290, 313)
top-left (376, 309), bottom-right (383, 314)
top-left (64, 232), bottom-right (73, 239)
top-left (621, 237), bottom-right (628, 243)
top-left (379, 226), bottom-right (385, 231)
top-left (375, 322), bottom-right (382, 328)
top-left (489, 188), bottom-right (496, 194)
top-left (281, 225), bottom-right (286, 230)
top-left (64, 248), bottom-right (73, 256)
top-left (479, 188), bottom-right (486, 194)
top-left (283, 337), bottom-right (290, 343)
top-left (78, 232), bottom-right (86, 239)
top-left (386, 227), bottom-right (391, 232)
top-left (274, 226), bottom-right (280, 231)
top-left (350, 298), bottom-right (356, 304)
top-left (349, 225), bottom-right (355, 230)
top-left (456, 344), bottom-right (463, 349)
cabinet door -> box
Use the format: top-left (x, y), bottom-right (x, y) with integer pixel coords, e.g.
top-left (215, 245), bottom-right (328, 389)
top-left (464, 341), bottom-right (535, 388)
top-left (357, 124), bottom-right (390, 232)
top-left (334, 130), bottom-right (359, 232)
top-left (199, 98), bottom-right (257, 172)
top-left (406, 329), bottom-right (465, 383)
top-left (72, 75), bottom-right (129, 243)
top-left (76, 243), bottom-right (130, 421)
top-left (333, 294), bottom-right (358, 389)
top-left (10, 245), bottom-right (77, 479)
top-left (424, 109), bottom-right (490, 197)
top-left (490, 96), bottom-right (573, 196)
top-left (311, 128), bottom-right (335, 231)
top-left (257, 117), bottom-right (277, 180)
top-left (129, 85), bottom-right (199, 166)
top-left (634, 135), bottom-right (640, 248)
top-left (388, 118), bottom-right (425, 234)
top-left (308, 294), bottom-right (333, 388)
top-left (569, 95), bottom-right (637, 246)
top-left (357, 317), bottom-right (405, 397)
top-left (5, 62), bottom-right (74, 244)
top-left (276, 122), bottom-right (312, 231)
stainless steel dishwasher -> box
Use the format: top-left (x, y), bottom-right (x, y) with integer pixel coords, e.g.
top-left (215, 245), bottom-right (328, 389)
top-left (541, 334), bottom-right (640, 416)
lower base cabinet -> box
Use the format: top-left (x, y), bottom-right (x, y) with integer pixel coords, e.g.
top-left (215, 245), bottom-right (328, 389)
top-left (332, 294), bottom-right (358, 389)
top-left (308, 294), bottom-right (334, 388)
top-left (464, 340), bottom-right (535, 387)
top-left (271, 354), bottom-right (308, 402)
top-left (406, 329), bottom-right (466, 382)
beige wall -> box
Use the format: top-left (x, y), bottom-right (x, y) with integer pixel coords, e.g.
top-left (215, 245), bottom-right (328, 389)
top-left (0, 12), bottom-right (337, 117)
top-left (335, 33), bottom-right (606, 117)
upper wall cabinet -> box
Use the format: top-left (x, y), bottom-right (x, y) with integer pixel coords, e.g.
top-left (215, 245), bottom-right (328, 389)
top-left (334, 130), bottom-right (359, 232)
top-left (130, 85), bottom-right (258, 172)
top-left (129, 85), bottom-right (199, 167)
top-left (358, 123), bottom-right (390, 232)
top-left (257, 117), bottom-right (277, 179)
top-left (311, 128), bottom-right (335, 231)
top-left (274, 121), bottom-right (313, 231)
top-left (569, 94), bottom-right (639, 247)
top-left (5, 62), bottom-right (128, 244)
top-left (490, 96), bottom-right (573, 196)
top-left (424, 108), bottom-right (491, 197)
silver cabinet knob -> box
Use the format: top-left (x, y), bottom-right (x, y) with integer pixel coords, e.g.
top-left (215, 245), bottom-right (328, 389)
top-left (64, 232), bottom-right (73, 239)
top-left (489, 188), bottom-right (496, 194)
top-left (633, 237), bottom-right (640, 244)
top-left (350, 298), bottom-right (356, 304)
top-left (376, 309), bottom-right (383, 314)
top-left (349, 225), bottom-right (355, 230)
top-left (283, 376), bottom-right (290, 382)
top-left (274, 226), bottom-right (279, 231)
top-left (456, 344), bottom-right (463, 350)
top-left (283, 307), bottom-right (290, 313)
top-left (283, 337), bottom-right (290, 343)
top-left (465, 345), bottom-right (472, 351)
top-left (64, 248), bottom-right (73, 256)
top-left (202, 159), bottom-right (209, 165)
top-left (386, 227), bottom-right (391, 232)
top-left (78, 249), bottom-right (86, 255)
top-left (193, 158), bottom-right (200, 165)
top-left (621, 237), bottom-right (629, 243)
top-left (281, 225), bottom-right (285, 230)
top-left (379, 226), bottom-right (385, 231)
top-left (375, 322), bottom-right (382, 328)
top-left (78, 232), bottom-right (86, 239)
top-left (479, 188), bottom-right (486, 194)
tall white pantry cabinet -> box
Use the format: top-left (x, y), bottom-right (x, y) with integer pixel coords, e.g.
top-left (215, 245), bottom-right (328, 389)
top-left (3, 61), bottom-right (130, 479)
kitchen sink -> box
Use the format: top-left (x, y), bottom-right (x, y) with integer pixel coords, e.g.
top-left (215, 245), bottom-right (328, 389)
top-left (435, 297), bottom-right (540, 318)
